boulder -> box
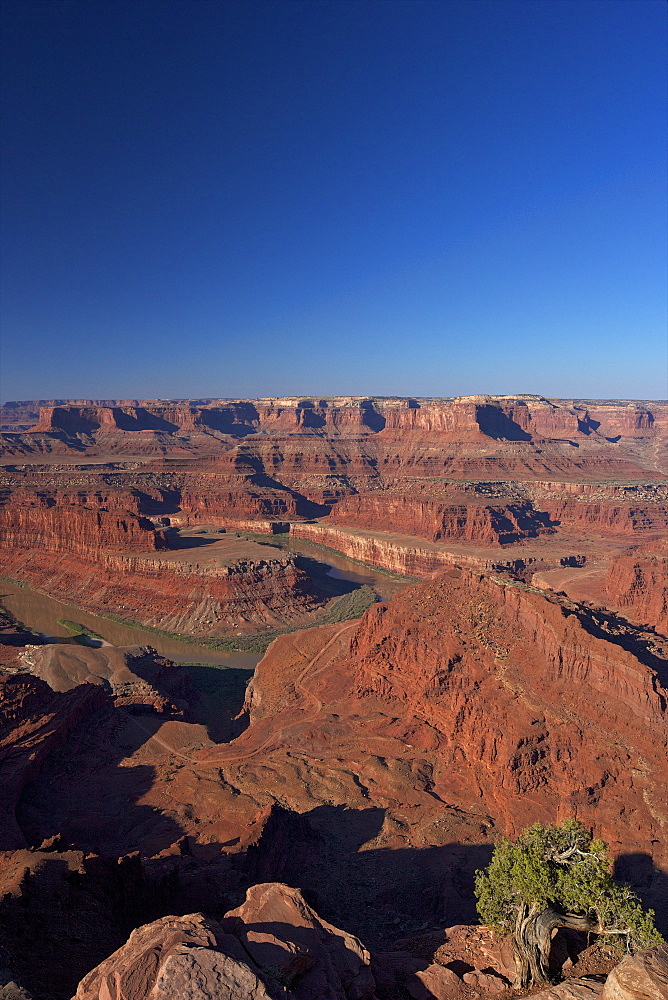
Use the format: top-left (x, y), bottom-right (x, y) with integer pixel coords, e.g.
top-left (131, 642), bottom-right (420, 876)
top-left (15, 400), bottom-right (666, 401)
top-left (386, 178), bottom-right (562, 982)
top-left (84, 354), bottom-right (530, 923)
top-left (406, 963), bottom-right (463, 999)
top-left (600, 943), bottom-right (668, 1000)
top-left (529, 979), bottom-right (606, 999)
top-left (223, 882), bottom-right (377, 999)
top-left (72, 885), bottom-right (378, 1000)
top-left (71, 912), bottom-right (282, 1000)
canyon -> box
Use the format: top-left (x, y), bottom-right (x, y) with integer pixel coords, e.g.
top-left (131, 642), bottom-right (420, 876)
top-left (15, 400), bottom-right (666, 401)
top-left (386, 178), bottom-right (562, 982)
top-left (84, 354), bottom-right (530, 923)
top-left (0, 394), bottom-right (666, 999)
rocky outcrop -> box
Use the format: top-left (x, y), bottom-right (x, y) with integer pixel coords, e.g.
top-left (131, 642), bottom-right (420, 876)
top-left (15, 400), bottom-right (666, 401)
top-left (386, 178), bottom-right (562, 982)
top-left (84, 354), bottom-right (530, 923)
top-left (351, 566), bottom-right (666, 756)
top-left (600, 943), bottom-right (668, 999)
top-left (67, 892), bottom-right (665, 1000)
top-left (16, 644), bottom-right (190, 713)
top-left (72, 885), bottom-right (377, 1000)
top-left (178, 481), bottom-right (323, 523)
top-left (327, 483), bottom-right (668, 544)
top-left (13, 397), bottom-right (667, 447)
top-left (586, 405), bottom-right (661, 438)
top-left (364, 570), bottom-right (664, 723)
top-left (606, 539), bottom-right (668, 634)
top-left (0, 479), bottom-right (332, 636)
top-left (0, 609), bottom-right (42, 673)
top-left (223, 882), bottom-right (376, 999)
top-left (530, 980), bottom-right (606, 999)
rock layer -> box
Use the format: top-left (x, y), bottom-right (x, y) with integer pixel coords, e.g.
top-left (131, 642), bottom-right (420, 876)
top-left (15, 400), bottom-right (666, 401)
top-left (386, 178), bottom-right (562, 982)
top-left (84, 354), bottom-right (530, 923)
top-left (0, 546), bottom-right (324, 635)
top-left (0, 489), bottom-right (165, 557)
top-left (606, 538), bottom-right (668, 633)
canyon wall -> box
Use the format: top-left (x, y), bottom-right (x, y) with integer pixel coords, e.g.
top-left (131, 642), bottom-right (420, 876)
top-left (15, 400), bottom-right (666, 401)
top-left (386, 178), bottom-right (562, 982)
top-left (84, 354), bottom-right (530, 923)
top-left (1, 395), bottom-right (666, 490)
top-left (290, 521), bottom-right (462, 576)
top-left (0, 489), bottom-right (165, 558)
top-left (189, 564), bottom-right (668, 940)
top-left (329, 491), bottom-right (555, 544)
top-left (542, 499), bottom-right (668, 534)
top-left (178, 480), bottom-right (324, 523)
top-left (290, 522), bottom-right (564, 577)
top-left (606, 538), bottom-right (668, 633)
top-left (0, 482), bottom-right (331, 634)
top-left (0, 546), bottom-right (323, 635)
top-left (328, 489), bottom-right (668, 542)
top-left (2, 394), bottom-right (665, 451)
top-left (346, 569), bottom-right (668, 856)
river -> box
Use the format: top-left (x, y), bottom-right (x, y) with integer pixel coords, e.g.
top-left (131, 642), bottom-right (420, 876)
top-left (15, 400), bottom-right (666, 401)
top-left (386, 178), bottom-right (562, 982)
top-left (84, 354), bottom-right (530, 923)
top-left (0, 539), bottom-right (408, 667)
top-left (276, 535), bottom-right (409, 600)
top-left (0, 579), bottom-right (260, 668)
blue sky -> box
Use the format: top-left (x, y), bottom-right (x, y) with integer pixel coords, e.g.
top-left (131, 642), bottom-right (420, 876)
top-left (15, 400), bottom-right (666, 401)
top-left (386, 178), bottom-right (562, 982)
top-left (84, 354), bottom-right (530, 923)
top-left (1, 0), bottom-right (666, 402)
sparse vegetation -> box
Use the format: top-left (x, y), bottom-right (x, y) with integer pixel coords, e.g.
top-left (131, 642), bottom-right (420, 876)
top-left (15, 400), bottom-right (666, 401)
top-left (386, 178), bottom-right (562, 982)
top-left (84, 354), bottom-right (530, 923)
top-left (57, 620), bottom-right (106, 644)
top-left (0, 575), bottom-right (29, 588)
top-left (99, 583), bottom-right (377, 654)
top-left (475, 819), bottom-right (663, 987)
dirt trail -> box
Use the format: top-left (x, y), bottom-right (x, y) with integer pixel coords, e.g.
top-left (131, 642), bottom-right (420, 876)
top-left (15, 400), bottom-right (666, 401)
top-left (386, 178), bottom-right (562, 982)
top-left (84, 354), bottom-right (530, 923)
top-left (650, 437), bottom-right (668, 477)
top-left (121, 712), bottom-right (200, 764)
top-left (207, 621), bottom-right (357, 766)
top-left (119, 621), bottom-right (357, 770)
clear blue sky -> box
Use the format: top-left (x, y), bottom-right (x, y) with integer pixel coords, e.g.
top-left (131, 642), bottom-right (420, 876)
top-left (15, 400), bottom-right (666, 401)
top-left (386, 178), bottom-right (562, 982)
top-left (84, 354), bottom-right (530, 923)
top-left (1, 0), bottom-right (666, 402)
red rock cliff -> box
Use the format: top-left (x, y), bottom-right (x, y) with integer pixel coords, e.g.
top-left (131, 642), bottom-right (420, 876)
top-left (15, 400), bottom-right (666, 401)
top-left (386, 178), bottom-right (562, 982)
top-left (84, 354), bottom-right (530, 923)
top-left (0, 490), bottom-right (165, 558)
top-left (0, 546), bottom-right (325, 636)
top-left (348, 569), bottom-right (668, 857)
top-left (329, 491), bottom-right (555, 544)
top-left (606, 538), bottom-right (668, 634)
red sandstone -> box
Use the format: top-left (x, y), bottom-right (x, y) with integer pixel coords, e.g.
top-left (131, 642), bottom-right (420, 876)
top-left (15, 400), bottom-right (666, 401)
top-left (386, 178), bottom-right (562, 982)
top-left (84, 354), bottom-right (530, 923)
top-left (0, 394), bottom-right (666, 998)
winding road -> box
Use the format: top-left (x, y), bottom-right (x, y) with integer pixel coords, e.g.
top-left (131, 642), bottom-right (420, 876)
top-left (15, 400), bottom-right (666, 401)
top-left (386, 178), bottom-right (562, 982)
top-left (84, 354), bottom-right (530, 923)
top-left (122, 621), bottom-right (357, 770)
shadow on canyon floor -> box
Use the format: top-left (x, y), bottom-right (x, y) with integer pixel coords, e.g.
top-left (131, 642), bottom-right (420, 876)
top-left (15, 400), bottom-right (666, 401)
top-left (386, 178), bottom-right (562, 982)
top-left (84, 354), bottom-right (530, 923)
top-left (183, 664), bottom-right (253, 742)
top-left (241, 804), bottom-right (495, 950)
top-left (5, 788), bottom-right (668, 1000)
top-left (0, 851), bottom-right (162, 1000)
top-left (162, 530), bottom-right (223, 549)
top-left (15, 702), bottom-right (187, 858)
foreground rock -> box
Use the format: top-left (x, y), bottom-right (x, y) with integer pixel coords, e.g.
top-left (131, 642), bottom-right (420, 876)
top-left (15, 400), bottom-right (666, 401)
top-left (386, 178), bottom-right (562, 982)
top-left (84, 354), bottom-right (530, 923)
top-left (600, 942), bottom-right (668, 999)
top-left (223, 882), bottom-right (376, 1000)
top-left (72, 883), bottom-right (377, 1000)
top-left (529, 979), bottom-right (606, 999)
top-left (72, 912), bottom-right (279, 1000)
top-left (68, 895), bottom-right (668, 1000)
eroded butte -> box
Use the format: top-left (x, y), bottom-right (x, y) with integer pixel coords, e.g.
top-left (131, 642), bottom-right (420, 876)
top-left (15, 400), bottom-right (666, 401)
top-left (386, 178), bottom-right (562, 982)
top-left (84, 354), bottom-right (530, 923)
top-left (0, 394), bottom-right (666, 999)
